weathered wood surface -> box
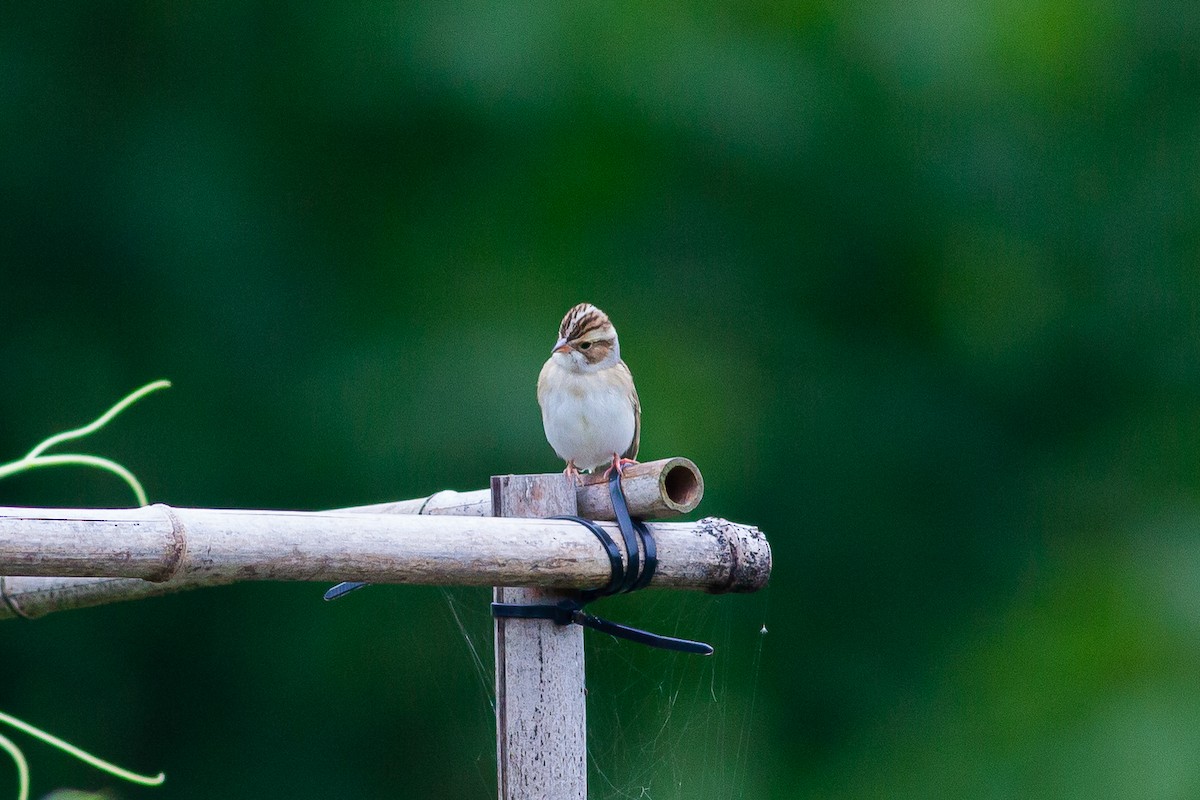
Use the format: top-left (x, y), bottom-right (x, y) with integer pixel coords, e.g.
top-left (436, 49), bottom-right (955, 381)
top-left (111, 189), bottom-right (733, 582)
top-left (492, 475), bottom-right (586, 800)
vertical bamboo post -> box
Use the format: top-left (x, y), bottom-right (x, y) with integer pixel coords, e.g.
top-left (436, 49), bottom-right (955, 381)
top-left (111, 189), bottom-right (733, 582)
top-left (492, 474), bottom-right (586, 800)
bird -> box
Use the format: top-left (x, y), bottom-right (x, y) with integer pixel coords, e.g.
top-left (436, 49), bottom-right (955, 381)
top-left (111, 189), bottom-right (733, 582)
top-left (537, 303), bottom-right (640, 482)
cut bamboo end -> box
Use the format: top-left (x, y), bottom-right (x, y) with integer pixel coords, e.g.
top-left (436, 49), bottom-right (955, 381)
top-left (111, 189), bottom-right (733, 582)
top-left (577, 457), bottom-right (704, 519)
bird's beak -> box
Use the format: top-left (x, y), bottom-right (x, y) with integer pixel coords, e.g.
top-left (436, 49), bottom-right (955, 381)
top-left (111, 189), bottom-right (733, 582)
top-left (552, 338), bottom-right (571, 355)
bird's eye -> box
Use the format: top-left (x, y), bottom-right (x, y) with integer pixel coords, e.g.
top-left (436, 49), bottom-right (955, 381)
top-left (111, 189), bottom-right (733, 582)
top-left (579, 342), bottom-right (591, 350)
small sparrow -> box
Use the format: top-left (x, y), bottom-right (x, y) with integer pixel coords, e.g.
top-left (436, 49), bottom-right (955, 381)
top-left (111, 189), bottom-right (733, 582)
top-left (537, 303), bottom-right (640, 481)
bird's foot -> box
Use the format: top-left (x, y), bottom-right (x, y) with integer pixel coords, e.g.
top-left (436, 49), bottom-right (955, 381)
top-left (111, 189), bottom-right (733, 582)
top-left (563, 460), bottom-right (582, 485)
top-left (602, 454), bottom-right (638, 480)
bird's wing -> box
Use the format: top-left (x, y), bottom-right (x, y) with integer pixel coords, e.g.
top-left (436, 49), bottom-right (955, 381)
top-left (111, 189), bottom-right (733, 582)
top-left (620, 360), bottom-right (640, 461)
top-left (536, 358), bottom-right (554, 414)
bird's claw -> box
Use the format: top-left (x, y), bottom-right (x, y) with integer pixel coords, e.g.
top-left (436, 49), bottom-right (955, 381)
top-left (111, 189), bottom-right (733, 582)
top-left (602, 455), bottom-right (638, 480)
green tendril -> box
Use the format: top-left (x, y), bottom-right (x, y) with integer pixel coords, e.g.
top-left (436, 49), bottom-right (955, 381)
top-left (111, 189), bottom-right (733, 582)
top-left (0, 381), bottom-right (171, 797)
top-left (0, 732), bottom-right (29, 800)
top-left (0, 380), bottom-right (170, 507)
top-left (0, 711), bottom-right (164, 795)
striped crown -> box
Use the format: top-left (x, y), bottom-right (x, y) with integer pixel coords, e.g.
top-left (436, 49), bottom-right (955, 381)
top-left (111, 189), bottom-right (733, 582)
top-left (559, 303), bottom-right (615, 343)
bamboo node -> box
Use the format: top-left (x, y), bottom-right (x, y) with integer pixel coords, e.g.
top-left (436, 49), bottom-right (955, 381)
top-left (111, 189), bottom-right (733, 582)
top-left (152, 504), bottom-right (188, 584)
top-left (0, 577), bottom-right (31, 620)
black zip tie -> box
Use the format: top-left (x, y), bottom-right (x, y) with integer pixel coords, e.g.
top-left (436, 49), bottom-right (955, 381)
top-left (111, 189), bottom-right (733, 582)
top-left (491, 599), bottom-right (713, 655)
top-left (491, 468), bottom-right (713, 656)
top-left (324, 469), bottom-right (713, 656)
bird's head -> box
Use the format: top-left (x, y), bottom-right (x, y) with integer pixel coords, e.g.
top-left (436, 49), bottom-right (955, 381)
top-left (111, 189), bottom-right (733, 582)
top-left (550, 303), bottom-right (621, 373)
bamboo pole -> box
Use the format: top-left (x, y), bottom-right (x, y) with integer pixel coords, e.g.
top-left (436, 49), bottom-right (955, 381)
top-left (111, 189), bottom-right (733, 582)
top-left (492, 475), bottom-right (586, 800)
top-left (0, 505), bottom-right (768, 587)
top-left (0, 507), bottom-right (770, 620)
top-left (0, 458), bottom-right (711, 620)
top-left (347, 457), bottom-right (703, 519)
top-left (0, 574), bottom-right (227, 620)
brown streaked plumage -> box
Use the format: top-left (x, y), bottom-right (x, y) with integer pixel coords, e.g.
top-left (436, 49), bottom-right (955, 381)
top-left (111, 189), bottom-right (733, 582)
top-left (558, 302), bottom-right (609, 340)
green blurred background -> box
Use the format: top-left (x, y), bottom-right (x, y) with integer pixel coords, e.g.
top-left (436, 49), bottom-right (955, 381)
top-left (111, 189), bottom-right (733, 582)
top-left (2, 1), bottom-right (1199, 798)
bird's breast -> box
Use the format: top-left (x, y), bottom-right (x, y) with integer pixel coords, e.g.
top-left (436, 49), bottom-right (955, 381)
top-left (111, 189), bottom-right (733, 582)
top-left (539, 366), bottom-right (636, 471)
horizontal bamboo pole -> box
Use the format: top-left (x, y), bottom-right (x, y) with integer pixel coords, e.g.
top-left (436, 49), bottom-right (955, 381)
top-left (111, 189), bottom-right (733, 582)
top-left (0, 505), bottom-right (767, 587)
top-left (0, 460), bottom-right (708, 620)
top-left (349, 457), bottom-right (703, 520)
top-left (0, 505), bottom-right (769, 620)
top-left (0, 574), bottom-right (212, 619)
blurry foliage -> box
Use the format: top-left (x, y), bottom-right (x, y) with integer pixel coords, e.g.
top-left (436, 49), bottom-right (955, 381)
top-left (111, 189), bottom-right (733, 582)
top-left (1, 1), bottom-right (1198, 798)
